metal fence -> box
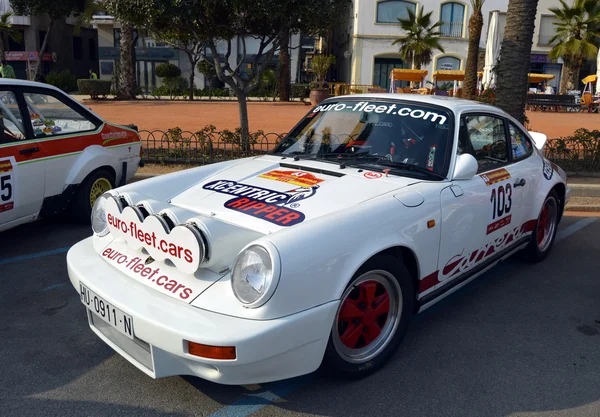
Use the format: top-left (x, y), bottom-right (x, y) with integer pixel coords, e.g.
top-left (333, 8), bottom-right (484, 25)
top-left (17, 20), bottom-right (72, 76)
top-left (139, 129), bottom-right (600, 172)
top-left (140, 129), bottom-right (287, 165)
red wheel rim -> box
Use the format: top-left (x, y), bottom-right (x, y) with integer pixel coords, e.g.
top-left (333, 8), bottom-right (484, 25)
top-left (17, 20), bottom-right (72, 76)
top-left (337, 280), bottom-right (390, 349)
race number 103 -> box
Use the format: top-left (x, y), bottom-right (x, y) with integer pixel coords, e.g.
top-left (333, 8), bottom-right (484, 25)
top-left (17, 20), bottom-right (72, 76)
top-left (490, 183), bottom-right (512, 220)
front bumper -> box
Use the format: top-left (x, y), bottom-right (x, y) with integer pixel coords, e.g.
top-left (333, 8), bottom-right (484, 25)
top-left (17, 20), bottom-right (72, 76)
top-left (66, 237), bottom-right (338, 385)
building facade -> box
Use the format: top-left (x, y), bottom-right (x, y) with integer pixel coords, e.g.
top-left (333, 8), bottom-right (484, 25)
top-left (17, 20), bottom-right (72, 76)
top-left (91, 14), bottom-right (315, 93)
top-left (335, 0), bottom-right (595, 92)
top-left (0, 1), bottom-right (98, 81)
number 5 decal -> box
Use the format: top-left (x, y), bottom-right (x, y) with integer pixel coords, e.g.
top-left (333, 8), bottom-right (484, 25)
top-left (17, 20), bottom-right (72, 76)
top-left (0, 158), bottom-right (15, 213)
top-left (488, 183), bottom-right (513, 234)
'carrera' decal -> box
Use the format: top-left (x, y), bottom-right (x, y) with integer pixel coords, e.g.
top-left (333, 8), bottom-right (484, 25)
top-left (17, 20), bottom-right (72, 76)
top-left (479, 168), bottom-right (511, 186)
top-left (418, 219), bottom-right (538, 293)
top-left (258, 170), bottom-right (324, 188)
top-left (203, 180), bottom-right (319, 227)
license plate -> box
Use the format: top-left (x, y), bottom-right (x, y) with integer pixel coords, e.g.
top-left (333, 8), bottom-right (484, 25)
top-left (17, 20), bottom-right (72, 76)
top-left (80, 282), bottom-right (134, 339)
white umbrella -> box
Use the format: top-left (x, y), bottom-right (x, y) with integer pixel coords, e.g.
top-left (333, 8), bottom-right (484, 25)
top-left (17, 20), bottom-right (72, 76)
top-left (482, 10), bottom-right (501, 90)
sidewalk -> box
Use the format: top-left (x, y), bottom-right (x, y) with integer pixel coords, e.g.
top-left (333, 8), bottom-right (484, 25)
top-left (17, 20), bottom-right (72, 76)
top-left (130, 170), bottom-right (600, 212)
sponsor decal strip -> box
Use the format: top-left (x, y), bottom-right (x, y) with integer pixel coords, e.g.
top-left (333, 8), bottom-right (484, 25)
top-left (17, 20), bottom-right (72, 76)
top-left (479, 168), bottom-right (511, 186)
top-left (418, 219), bottom-right (537, 293)
top-left (101, 247), bottom-right (194, 300)
top-left (258, 170), bottom-right (324, 188)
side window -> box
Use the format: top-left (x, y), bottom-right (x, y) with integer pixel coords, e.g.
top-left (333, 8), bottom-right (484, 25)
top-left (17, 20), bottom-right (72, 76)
top-left (508, 123), bottom-right (533, 160)
top-left (23, 92), bottom-right (98, 138)
top-left (461, 115), bottom-right (509, 173)
top-left (0, 91), bottom-right (26, 144)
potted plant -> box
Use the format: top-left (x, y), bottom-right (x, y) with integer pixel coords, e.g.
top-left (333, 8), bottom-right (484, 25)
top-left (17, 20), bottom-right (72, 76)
top-left (309, 54), bottom-right (336, 105)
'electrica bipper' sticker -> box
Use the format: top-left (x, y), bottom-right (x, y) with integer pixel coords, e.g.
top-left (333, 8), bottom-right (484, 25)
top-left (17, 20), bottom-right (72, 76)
top-left (258, 170), bottom-right (324, 188)
top-left (0, 158), bottom-right (15, 213)
top-left (203, 179), bottom-right (320, 226)
top-left (479, 168), bottom-right (511, 186)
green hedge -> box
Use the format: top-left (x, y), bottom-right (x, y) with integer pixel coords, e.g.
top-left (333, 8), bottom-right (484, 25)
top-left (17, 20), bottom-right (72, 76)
top-left (77, 79), bottom-right (112, 99)
top-left (46, 69), bottom-right (77, 92)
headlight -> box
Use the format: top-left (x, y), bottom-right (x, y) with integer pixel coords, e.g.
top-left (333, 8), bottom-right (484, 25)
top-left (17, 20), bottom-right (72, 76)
top-left (231, 244), bottom-right (280, 308)
top-left (91, 193), bottom-right (110, 236)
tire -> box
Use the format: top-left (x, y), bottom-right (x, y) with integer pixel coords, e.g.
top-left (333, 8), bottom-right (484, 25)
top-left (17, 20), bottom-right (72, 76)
top-left (322, 254), bottom-right (415, 379)
top-left (522, 190), bottom-right (559, 262)
top-left (71, 169), bottom-right (115, 224)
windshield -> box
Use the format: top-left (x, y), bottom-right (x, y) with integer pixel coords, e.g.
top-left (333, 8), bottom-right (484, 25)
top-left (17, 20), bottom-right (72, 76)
top-left (272, 99), bottom-right (454, 178)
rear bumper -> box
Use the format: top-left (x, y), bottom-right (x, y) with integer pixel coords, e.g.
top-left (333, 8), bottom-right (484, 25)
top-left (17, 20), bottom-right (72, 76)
top-left (66, 237), bottom-right (338, 385)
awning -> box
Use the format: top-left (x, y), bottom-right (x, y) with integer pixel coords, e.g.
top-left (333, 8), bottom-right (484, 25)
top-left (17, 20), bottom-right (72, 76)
top-left (432, 70), bottom-right (465, 81)
top-left (390, 68), bottom-right (428, 82)
top-left (528, 73), bottom-right (555, 84)
top-left (582, 74), bottom-right (597, 84)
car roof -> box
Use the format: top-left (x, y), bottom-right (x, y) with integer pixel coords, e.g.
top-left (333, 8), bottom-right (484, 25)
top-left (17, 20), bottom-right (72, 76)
top-left (321, 93), bottom-right (507, 117)
top-left (0, 78), bottom-right (64, 92)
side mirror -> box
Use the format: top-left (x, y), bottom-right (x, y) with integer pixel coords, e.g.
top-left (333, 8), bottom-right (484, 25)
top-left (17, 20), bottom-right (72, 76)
top-left (452, 153), bottom-right (478, 180)
top-left (528, 131), bottom-right (547, 150)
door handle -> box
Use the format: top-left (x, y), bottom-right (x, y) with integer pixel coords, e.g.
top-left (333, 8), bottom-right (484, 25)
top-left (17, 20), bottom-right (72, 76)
top-left (19, 147), bottom-right (39, 155)
top-left (514, 178), bottom-right (526, 187)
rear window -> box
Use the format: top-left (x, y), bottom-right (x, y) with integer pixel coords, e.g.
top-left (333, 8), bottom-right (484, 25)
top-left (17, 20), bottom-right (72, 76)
top-left (273, 100), bottom-right (454, 177)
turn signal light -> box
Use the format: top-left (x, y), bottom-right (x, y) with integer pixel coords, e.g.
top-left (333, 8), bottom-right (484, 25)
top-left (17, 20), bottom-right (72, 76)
top-left (188, 342), bottom-right (236, 360)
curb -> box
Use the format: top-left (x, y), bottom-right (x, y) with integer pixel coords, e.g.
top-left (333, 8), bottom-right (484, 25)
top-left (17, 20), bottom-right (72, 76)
top-left (564, 204), bottom-right (600, 212)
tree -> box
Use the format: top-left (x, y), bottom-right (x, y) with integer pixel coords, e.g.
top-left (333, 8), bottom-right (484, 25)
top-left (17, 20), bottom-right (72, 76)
top-left (102, 0), bottom-right (350, 151)
top-left (0, 12), bottom-right (23, 60)
top-left (548, 0), bottom-right (600, 93)
top-left (152, 28), bottom-right (205, 100)
top-left (392, 7), bottom-right (445, 70)
top-left (494, 0), bottom-right (539, 124)
top-left (463, 0), bottom-right (485, 99)
top-left (10, 0), bottom-right (85, 79)
top-left (117, 22), bottom-right (136, 99)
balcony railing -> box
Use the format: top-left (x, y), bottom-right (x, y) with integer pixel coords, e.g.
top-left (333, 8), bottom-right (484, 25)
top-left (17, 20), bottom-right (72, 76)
top-left (440, 22), bottom-right (463, 38)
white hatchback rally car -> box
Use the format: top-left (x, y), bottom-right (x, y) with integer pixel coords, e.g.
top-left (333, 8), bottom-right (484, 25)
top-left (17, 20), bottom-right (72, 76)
top-left (67, 94), bottom-right (570, 385)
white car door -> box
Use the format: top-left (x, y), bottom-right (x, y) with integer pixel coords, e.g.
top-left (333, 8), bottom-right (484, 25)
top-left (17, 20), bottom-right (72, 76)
top-left (0, 89), bottom-right (46, 231)
top-left (434, 113), bottom-right (531, 293)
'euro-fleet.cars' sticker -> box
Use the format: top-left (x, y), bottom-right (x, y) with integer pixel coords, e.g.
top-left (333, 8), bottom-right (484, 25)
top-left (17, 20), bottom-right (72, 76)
top-left (312, 101), bottom-right (448, 125)
top-left (105, 197), bottom-right (203, 275)
top-left (0, 157), bottom-right (15, 213)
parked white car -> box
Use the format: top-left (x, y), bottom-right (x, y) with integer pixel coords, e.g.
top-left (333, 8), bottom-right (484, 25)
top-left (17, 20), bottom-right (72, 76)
top-left (67, 94), bottom-right (569, 385)
top-left (0, 80), bottom-right (143, 232)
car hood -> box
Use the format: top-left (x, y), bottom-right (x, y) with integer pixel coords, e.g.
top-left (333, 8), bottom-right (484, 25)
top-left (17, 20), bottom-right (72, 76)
top-left (169, 155), bottom-right (421, 234)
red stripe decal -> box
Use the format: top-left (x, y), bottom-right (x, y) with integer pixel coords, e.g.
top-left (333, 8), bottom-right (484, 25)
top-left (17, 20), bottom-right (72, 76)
top-left (419, 271), bottom-right (439, 292)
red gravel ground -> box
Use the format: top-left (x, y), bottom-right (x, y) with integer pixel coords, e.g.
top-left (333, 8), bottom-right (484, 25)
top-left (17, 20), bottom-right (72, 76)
top-left (82, 99), bottom-right (599, 138)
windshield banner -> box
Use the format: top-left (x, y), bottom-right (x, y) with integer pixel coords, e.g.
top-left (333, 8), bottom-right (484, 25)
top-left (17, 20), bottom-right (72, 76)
top-left (312, 101), bottom-right (448, 125)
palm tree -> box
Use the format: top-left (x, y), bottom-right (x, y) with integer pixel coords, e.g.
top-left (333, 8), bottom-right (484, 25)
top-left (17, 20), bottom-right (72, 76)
top-left (547, 0), bottom-right (600, 93)
top-left (463, 0), bottom-right (485, 99)
top-left (494, 0), bottom-right (540, 124)
top-left (392, 8), bottom-right (445, 70)
top-left (0, 12), bottom-right (23, 60)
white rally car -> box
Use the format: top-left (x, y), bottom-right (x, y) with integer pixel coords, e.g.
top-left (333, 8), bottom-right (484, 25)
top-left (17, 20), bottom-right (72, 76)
top-left (0, 79), bottom-right (143, 232)
top-left (67, 94), bottom-right (569, 385)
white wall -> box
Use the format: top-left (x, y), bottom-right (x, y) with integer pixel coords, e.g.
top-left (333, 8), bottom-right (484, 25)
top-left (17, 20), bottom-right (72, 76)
top-left (349, 0), bottom-right (566, 88)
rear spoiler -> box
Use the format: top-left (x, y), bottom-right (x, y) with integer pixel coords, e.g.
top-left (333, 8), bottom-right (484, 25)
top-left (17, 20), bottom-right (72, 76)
top-left (528, 131), bottom-right (547, 150)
